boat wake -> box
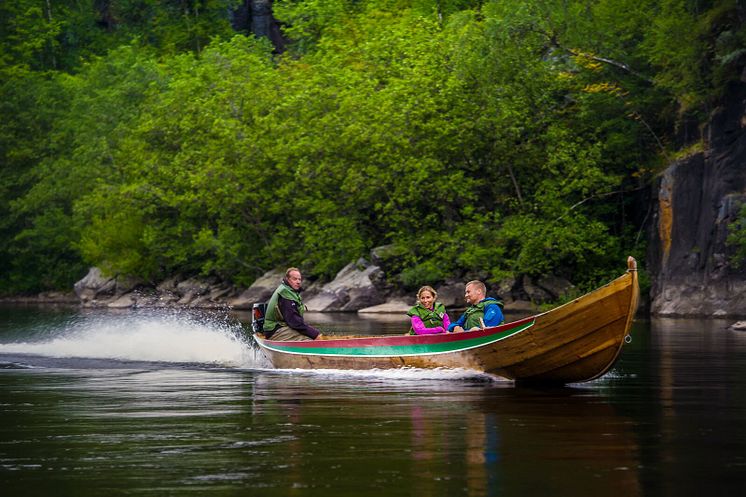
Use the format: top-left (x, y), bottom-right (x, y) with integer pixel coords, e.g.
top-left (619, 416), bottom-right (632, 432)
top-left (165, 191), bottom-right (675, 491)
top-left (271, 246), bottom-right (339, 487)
top-left (0, 310), bottom-right (264, 369)
top-left (266, 366), bottom-right (513, 384)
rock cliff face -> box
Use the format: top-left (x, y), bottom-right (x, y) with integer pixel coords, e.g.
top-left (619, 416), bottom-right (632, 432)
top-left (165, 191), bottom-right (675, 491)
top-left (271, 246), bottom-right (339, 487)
top-left (648, 81), bottom-right (746, 317)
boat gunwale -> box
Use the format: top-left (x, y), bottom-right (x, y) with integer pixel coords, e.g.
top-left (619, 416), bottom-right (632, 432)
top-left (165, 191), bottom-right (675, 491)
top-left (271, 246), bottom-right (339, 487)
top-left (255, 319), bottom-right (537, 358)
top-left (256, 315), bottom-right (536, 349)
top-left (525, 268), bottom-right (634, 322)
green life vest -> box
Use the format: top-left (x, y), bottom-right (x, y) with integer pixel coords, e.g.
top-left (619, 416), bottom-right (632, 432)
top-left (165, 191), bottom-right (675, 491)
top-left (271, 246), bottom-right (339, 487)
top-left (463, 298), bottom-right (503, 329)
top-left (407, 302), bottom-right (447, 333)
top-left (263, 281), bottom-right (304, 333)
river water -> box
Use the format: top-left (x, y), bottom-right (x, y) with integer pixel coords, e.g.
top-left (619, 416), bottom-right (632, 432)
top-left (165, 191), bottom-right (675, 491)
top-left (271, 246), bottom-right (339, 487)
top-left (1, 305), bottom-right (744, 496)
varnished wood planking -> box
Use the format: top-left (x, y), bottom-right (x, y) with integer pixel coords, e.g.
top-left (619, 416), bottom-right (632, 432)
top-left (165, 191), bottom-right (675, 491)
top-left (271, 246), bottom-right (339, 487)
top-left (255, 258), bottom-right (640, 384)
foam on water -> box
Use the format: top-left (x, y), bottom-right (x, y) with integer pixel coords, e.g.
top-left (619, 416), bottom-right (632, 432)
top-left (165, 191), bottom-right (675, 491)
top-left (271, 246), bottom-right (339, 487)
top-left (268, 366), bottom-right (512, 383)
top-left (0, 310), bottom-right (261, 368)
top-left (0, 310), bottom-right (510, 381)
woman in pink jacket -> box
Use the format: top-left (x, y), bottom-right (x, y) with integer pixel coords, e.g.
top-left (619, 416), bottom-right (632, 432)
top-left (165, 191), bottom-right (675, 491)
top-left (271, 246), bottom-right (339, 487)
top-left (406, 286), bottom-right (451, 335)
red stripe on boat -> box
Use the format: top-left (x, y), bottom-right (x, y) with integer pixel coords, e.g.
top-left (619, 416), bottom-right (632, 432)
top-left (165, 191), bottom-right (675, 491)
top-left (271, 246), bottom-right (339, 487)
top-left (263, 316), bottom-right (536, 348)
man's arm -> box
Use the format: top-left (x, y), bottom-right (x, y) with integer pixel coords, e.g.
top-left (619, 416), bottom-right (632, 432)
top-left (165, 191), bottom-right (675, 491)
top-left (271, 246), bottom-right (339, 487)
top-left (483, 304), bottom-right (504, 327)
top-left (447, 313), bottom-right (466, 332)
top-left (278, 297), bottom-right (320, 339)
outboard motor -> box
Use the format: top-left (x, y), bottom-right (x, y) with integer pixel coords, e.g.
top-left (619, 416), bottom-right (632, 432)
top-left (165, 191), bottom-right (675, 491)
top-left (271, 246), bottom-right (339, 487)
top-left (251, 302), bottom-right (268, 334)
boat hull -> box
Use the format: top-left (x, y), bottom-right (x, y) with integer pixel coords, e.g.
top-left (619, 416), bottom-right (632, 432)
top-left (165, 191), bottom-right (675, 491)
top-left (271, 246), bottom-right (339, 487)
top-left (254, 258), bottom-right (639, 384)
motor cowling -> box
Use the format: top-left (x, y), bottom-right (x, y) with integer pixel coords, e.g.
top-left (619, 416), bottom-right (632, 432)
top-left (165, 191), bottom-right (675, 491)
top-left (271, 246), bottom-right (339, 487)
top-left (251, 302), bottom-right (268, 333)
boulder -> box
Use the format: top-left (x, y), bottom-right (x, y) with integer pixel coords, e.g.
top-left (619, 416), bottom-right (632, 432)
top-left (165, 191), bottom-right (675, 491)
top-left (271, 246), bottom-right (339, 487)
top-left (73, 268), bottom-right (247, 309)
top-left (152, 276), bottom-right (181, 305)
top-left (107, 294), bottom-right (136, 309)
top-left (175, 277), bottom-right (211, 305)
top-left (115, 274), bottom-right (146, 296)
top-left (130, 292), bottom-right (160, 308)
top-left (74, 267), bottom-right (117, 302)
top-left (536, 275), bottom-right (575, 300)
top-left (304, 290), bottom-right (345, 312)
top-left (494, 276), bottom-right (517, 300)
top-left (176, 277), bottom-right (211, 296)
top-left (228, 269), bottom-right (285, 309)
top-left (156, 275), bottom-right (182, 292)
top-left (522, 275), bottom-right (553, 304)
top-left (435, 281), bottom-right (466, 308)
top-left (151, 292), bottom-right (172, 306)
top-left (300, 279), bottom-right (324, 301)
top-left (208, 284), bottom-right (236, 301)
top-left (305, 259), bottom-right (385, 312)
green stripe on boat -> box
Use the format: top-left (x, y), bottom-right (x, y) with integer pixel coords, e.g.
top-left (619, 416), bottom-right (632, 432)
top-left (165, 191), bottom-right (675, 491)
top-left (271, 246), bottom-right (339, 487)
top-left (260, 320), bottom-right (534, 357)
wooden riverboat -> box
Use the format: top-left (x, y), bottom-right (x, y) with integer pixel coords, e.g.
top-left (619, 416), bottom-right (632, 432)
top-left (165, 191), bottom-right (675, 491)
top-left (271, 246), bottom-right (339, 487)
top-left (253, 257), bottom-right (639, 384)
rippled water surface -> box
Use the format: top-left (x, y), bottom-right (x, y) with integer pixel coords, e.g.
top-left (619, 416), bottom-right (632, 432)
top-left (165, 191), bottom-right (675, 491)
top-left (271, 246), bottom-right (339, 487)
top-left (1, 305), bottom-right (745, 496)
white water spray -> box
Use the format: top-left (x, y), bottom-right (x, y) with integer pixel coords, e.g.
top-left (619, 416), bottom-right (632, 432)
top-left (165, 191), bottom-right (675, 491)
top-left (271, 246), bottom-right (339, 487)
top-left (0, 310), bottom-right (262, 368)
top-left (1, 311), bottom-right (511, 381)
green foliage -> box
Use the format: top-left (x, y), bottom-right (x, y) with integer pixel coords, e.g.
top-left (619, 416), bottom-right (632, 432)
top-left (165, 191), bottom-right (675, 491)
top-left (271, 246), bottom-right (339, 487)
top-left (727, 204), bottom-right (746, 269)
top-left (0, 0), bottom-right (62, 73)
top-left (0, 71), bottom-right (60, 293)
top-left (4, 45), bottom-right (164, 293)
top-left (273, 0), bottom-right (353, 53)
top-left (639, 0), bottom-right (706, 109)
top-left (399, 260), bottom-right (447, 290)
top-left (78, 208), bottom-right (153, 279)
top-left (74, 36), bottom-right (281, 283)
top-left (1, 0), bottom-right (741, 296)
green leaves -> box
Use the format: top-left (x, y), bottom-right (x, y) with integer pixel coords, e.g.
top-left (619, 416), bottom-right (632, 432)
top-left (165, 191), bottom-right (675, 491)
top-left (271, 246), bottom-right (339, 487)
top-left (1, 0), bottom-right (735, 295)
top-left (727, 203), bottom-right (746, 269)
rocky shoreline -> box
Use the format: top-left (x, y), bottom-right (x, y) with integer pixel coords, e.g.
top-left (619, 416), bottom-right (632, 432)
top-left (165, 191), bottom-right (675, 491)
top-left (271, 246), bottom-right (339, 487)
top-left (5, 254), bottom-right (743, 322)
top-left (2, 256), bottom-right (569, 316)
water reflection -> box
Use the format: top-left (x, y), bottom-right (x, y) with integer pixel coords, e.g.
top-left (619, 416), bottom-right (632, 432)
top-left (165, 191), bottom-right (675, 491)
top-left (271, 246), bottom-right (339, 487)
top-left (247, 373), bottom-right (641, 496)
top-left (619, 318), bottom-right (746, 497)
top-left (2, 307), bottom-right (746, 497)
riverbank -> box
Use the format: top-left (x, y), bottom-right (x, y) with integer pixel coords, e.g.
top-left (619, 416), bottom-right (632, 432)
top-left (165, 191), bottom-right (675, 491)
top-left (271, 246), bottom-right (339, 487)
top-left (1, 257), bottom-right (549, 315)
top-left (20, 254), bottom-right (746, 319)
top-left (0, 292), bottom-right (79, 305)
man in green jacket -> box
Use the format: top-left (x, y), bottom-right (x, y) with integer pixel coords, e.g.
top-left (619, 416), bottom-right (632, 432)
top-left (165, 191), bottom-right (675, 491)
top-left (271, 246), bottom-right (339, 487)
top-left (262, 267), bottom-right (321, 341)
top-left (447, 280), bottom-right (504, 332)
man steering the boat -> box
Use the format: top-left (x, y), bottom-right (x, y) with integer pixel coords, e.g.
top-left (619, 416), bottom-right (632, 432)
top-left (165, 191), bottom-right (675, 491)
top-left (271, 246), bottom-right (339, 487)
top-left (447, 280), bottom-right (504, 332)
top-left (262, 267), bottom-right (321, 341)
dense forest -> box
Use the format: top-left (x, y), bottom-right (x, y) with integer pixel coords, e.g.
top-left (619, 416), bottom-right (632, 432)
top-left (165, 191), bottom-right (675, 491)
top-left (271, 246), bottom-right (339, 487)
top-left (2, 0), bottom-right (745, 296)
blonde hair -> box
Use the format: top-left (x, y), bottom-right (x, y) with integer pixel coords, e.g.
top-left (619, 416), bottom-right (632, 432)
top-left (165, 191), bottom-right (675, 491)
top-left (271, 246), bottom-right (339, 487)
top-left (285, 267), bottom-right (301, 278)
top-left (466, 280), bottom-right (486, 296)
top-left (416, 285), bottom-right (438, 303)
